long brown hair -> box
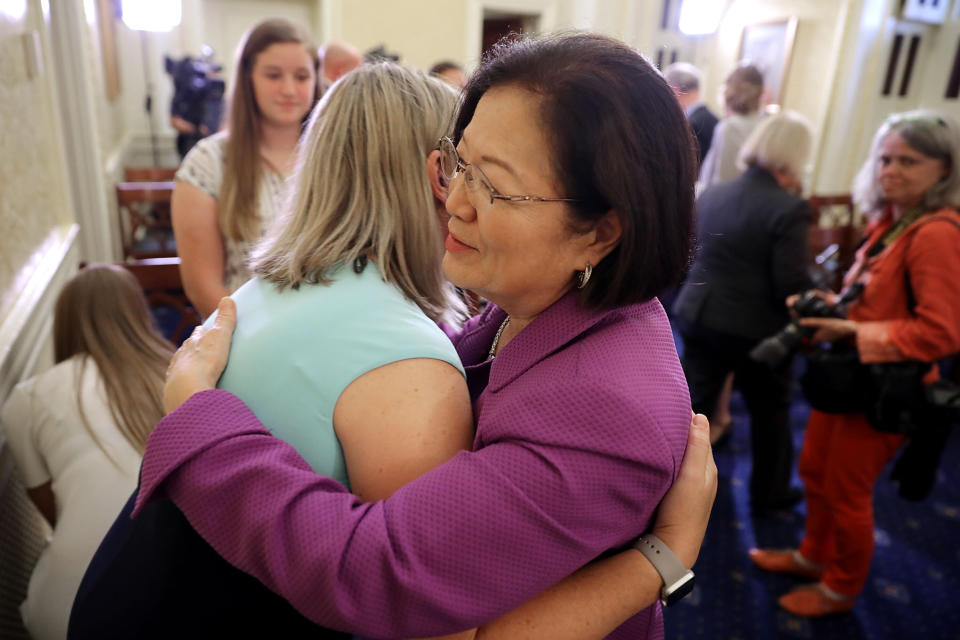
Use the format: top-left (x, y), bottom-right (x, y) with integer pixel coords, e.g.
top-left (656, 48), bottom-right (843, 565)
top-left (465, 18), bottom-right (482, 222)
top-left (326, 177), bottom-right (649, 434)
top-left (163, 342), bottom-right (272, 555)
top-left (220, 18), bottom-right (321, 242)
top-left (53, 265), bottom-right (173, 456)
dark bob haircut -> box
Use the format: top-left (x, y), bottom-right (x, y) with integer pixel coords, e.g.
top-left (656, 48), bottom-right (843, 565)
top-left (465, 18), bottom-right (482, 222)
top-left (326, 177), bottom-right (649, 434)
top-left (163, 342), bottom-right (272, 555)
top-left (453, 32), bottom-right (697, 308)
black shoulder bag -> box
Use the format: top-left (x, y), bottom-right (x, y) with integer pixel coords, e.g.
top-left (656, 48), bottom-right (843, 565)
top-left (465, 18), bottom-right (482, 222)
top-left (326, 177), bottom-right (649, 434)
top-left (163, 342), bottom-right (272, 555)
top-left (802, 214), bottom-right (960, 436)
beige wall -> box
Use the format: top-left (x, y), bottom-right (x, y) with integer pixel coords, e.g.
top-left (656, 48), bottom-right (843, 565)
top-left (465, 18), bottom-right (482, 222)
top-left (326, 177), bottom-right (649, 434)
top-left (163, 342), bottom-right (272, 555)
top-left (339, 0), bottom-right (470, 70)
top-left (700, 0), bottom-right (847, 128)
top-left (82, 0), bottom-right (127, 161)
top-left (0, 1), bottom-right (74, 322)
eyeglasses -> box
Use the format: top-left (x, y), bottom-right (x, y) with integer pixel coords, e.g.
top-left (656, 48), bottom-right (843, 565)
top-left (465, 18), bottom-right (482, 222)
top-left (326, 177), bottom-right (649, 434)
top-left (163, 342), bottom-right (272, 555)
top-left (437, 137), bottom-right (579, 213)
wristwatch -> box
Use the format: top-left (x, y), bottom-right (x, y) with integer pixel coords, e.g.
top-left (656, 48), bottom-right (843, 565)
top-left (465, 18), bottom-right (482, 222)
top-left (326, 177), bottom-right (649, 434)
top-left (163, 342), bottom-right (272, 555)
top-left (633, 534), bottom-right (696, 606)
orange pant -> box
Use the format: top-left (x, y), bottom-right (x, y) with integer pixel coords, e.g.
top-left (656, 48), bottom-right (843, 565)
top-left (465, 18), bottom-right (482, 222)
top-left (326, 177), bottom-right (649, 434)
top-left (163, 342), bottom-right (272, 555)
top-left (797, 409), bottom-right (906, 597)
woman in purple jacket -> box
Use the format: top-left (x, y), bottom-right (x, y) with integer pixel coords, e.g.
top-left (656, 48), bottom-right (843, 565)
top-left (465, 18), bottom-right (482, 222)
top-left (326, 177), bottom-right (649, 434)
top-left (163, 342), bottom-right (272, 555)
top-left (135, 34), bottom-right (708, 639)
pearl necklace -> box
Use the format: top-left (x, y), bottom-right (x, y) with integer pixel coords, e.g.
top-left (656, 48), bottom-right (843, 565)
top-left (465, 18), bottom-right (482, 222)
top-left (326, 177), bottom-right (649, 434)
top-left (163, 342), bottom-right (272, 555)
top-left (488, 316), bottom-right (510, 360)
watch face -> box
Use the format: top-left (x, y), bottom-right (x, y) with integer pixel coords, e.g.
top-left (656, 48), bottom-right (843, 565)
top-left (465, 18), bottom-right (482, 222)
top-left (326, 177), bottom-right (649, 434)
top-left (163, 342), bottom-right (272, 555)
top-left (662, 571), bottom-right (696, 607)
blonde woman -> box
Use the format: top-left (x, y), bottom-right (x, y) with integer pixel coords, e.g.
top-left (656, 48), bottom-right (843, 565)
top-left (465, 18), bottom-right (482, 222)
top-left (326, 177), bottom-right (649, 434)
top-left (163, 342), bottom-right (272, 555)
top-left (213, 62), bottom-right (472, 495)
top-left (172, 18), bottom-right (321, 318)
top-left (0, 265), bottom-right (172, 640)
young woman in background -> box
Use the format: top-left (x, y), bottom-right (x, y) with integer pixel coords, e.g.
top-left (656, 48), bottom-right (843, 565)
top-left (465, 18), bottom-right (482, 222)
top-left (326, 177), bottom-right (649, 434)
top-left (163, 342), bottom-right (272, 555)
top-left (172, 18), bottom-right (321, 317)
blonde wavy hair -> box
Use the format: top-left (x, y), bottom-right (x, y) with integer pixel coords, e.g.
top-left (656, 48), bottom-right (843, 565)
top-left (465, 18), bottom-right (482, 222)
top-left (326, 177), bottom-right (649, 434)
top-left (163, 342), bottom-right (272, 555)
top-left (252, 62), bottom-right (466, 325)
top-left (53, 265), bottom-right (173, 458)
top-left (219, 18), bottom-right (320, 242)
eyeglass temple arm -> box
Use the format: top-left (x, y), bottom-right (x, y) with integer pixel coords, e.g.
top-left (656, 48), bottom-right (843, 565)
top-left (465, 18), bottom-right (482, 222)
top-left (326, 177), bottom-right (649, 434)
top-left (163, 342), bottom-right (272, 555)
top-left (491, 194), bottom-right (579, 203)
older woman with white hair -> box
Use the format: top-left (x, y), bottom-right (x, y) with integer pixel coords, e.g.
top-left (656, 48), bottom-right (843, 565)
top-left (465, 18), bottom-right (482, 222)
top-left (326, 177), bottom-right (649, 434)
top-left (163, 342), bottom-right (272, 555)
top-left (750, 110), bottom-right (960, 617)
top-left (674, 110), bottom-right (815, 512)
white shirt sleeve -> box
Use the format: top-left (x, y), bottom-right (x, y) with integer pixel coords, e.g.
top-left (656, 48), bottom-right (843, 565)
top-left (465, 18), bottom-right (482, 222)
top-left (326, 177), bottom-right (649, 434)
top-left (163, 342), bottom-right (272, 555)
top-left (174, 134), bottom-right (225, 200)
top-left (0, 383), bottom-right (52, 488)
top-left (697, 119), bottom-right (725, 190)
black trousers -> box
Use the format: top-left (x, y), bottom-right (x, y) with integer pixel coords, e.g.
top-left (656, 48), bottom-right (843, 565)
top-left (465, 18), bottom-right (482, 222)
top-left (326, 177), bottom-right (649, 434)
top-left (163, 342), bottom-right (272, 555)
top-left (69, 489), bottom-right (349, 639)
top-left (680, 323), bottom-right (796, 506)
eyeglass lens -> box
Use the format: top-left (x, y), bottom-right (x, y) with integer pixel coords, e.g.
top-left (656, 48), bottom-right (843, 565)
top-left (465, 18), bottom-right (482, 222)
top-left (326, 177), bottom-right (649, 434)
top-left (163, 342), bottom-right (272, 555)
top-left (440, 139), bottom-right (494, 211)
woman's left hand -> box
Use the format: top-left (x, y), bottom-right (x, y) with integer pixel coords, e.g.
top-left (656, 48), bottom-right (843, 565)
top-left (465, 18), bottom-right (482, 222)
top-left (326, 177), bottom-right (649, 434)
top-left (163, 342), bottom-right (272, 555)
top-left (799, 317), bottom-right (858, 343)
top-left (653, 413), bottom-right (717, 569)
top-left (163, 297), bottom-right (237, 414)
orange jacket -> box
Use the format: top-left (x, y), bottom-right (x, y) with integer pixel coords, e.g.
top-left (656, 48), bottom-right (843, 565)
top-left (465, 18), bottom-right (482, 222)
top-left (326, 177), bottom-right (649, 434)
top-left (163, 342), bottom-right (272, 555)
top-left (844, 207), bottom-right (960, 364)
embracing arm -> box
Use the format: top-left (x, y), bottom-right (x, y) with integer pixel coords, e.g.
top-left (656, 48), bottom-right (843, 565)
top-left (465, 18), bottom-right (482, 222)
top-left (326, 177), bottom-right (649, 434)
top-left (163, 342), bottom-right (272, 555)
top-left (464, 413), bottom-right (716, 640)
top-left (335, 358), bottom-right (474, 502)
top-left (171, 180), bottom-right (229, 318)
top-left (338, 363), bottom-right (713, 640)
top-left (155, 303), bottom-right (711, 638)
top-left (138, 387), bottom-right (675, 638)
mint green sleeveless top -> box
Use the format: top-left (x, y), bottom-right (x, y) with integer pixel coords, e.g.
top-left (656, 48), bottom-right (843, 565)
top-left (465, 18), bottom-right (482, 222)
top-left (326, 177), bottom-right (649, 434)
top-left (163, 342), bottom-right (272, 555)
top-left (207, 262), bottom-right (464, 488)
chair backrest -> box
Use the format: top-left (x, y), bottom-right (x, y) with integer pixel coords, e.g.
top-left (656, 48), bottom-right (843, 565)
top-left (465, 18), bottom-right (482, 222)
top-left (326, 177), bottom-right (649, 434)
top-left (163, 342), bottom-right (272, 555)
top-left (807, 194), bottom-right (863, 291)
top-left (122, 257), bottom-right (200, 345)
top-left (115, 181), bottom-right (176, 260)
top-left (808, 194), bottom-right (857, 228)
top-left (124, 167), bottom-right (178, 182)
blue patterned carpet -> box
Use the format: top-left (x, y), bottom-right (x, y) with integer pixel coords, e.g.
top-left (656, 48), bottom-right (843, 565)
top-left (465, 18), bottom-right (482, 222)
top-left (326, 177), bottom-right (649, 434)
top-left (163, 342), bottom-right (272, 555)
top-left (663, 374), bottom-right (960, 640)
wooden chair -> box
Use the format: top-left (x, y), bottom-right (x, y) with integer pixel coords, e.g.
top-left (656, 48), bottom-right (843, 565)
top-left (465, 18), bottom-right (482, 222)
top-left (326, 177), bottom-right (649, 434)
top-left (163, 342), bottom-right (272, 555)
top-left (116, 181), bottom-right (176, 259)
top-left (122, 257), bottom-right (200, 346)
top-left (124, 167), bottom-right (178, 182)
top-left (807, 194), bottom-right (863, 291)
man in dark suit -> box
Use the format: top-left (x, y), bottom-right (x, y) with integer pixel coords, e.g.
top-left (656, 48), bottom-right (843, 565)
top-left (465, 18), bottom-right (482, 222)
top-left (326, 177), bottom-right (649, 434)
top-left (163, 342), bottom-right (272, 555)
top-left (673, 112), bottom-right (815, 512)
top-left (664, 62), bottom-right (719, 165)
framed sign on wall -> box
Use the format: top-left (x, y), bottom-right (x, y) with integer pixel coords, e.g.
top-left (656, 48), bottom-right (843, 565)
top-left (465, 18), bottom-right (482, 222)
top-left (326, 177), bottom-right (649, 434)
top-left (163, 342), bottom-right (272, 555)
top-left (738, 16), bottom-right (798, 106)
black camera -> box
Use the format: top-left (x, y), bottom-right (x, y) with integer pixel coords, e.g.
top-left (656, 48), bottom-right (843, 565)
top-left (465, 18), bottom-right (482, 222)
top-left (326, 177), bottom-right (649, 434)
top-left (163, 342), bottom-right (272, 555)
top-left (364, 44), bottom-right (401, 63)
top-left (749, 285), bottom-right (863, 368)
top-left (165, 52), bottom-right (225, 151)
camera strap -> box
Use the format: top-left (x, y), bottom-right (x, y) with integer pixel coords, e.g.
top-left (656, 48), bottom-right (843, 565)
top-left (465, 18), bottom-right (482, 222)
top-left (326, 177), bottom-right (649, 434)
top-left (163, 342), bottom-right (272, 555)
top-left (842, 210), bottom-right (960, 311)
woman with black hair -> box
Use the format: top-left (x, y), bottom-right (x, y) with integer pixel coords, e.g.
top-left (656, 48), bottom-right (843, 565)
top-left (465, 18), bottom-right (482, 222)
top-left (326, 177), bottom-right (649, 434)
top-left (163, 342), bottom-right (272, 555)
top-left (80, 34), bottom-right (716, 640)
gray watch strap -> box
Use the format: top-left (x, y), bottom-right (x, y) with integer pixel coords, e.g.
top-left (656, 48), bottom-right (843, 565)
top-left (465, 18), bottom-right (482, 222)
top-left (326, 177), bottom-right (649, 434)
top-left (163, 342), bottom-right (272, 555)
top-left (633, 534), bottom-right (693, 601)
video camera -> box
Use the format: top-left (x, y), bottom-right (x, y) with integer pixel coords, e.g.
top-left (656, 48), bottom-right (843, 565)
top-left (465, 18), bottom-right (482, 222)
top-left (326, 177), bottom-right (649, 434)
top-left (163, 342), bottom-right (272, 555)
top-left (749, 284), bottom-right (864, 368)
top-left (165, 50), bottom-right (225, 141)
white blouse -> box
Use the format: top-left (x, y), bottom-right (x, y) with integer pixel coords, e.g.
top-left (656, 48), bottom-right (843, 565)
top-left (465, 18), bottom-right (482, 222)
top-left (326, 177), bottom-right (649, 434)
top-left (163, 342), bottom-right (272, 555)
top-left (175, 130), bottom-right (289, 294)
top-left (1, 356), bottom-right (142, 640)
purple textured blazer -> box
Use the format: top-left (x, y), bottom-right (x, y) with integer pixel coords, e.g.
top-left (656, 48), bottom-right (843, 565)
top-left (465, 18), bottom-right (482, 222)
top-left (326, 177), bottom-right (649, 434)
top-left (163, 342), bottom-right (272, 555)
top-left (135, 291), bottom-right (691, 639)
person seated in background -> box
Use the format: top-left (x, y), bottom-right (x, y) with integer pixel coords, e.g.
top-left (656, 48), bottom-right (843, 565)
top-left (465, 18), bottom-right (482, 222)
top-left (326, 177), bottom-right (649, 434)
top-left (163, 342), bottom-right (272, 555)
top-left (663, 62), bottom-right (718, 165)
top-left (172, 18), bottom-right (320, 318)
top-left (430, 59), bottom-right (468, 88)
top-left (750, 110), bottom-right (960, 617)
top-left (674, 111), bottom-right (815, 511)
top-left (0, 265), bottom-right (172, 640)
top-left (318, 39), bottom-right (364, 88)
top-left (698, 63), bottom-right (765, 191)
top-left (75, 34), bottom-right (716, 640)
